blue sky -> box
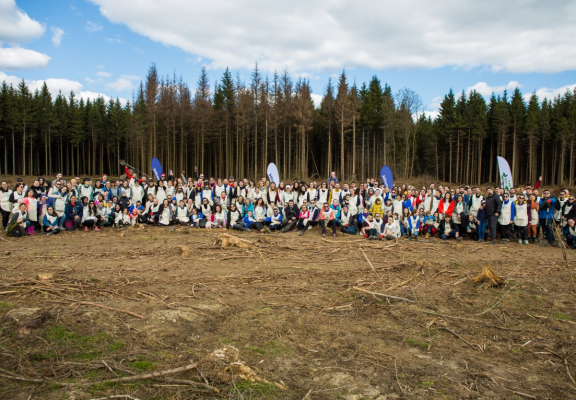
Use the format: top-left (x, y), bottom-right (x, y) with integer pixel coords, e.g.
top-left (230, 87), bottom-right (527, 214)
top-left (1, 0), bottom-right (576, 118)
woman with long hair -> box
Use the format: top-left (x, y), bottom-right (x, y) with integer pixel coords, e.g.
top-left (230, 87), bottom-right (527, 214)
top-left (42, 206), bottom-right (60, 234)
top-left (21, 189), bottom-right (39, 226)
top-left (207, 204), bottom-right (226, 229)
top-left (297, 205), bottom-right (310, 236)
top-left (81, 200), bottom-right (101, 232)
top-left (158, 199), bottom-right (173, 226)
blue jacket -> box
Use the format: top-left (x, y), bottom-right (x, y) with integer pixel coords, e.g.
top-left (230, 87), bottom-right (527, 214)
top-left (42, 214), bottom-right (58, 227)
top-left (64, 201), bottom-right (83, 220)
top-left (538, 197), bottom-right (556, 219)
top-left (242, 203), bottom-right (254, 217)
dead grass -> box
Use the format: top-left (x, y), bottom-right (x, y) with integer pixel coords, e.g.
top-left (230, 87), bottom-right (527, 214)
top-left (0, 226), bottom-right (575, 399)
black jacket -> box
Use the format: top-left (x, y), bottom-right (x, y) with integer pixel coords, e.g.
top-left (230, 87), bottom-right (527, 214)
top-left (439, 219), bottom-right (458, 235)
top-left (485, 194), bottom-right (502, 217)
top-left (284, 204), bottom-right (299, 221)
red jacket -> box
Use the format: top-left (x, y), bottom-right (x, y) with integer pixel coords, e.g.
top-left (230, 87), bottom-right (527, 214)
top-left (438, 199), bottom-right (454, 216)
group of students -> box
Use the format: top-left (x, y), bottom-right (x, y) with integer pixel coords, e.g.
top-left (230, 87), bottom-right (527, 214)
top-left (1, 168), bottom-right (575, 248)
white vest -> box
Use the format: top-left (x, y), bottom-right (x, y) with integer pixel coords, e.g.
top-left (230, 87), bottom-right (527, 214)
top-left (470, 194), bottom-right (483, 216)
top-left (498, 201), bottom-right (513, 225)
top-left (176, 206), bottom-right (189, 222)
top-left (0, 190), bottom-right (12, 212)
top-left (514, 202), bottom-right (528, 227)
top-left (27, 198), bottom-right (38, 222)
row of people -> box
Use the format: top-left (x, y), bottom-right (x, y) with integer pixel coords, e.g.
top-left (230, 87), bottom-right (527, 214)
top-left (1, 172), bottom-right (575, 247)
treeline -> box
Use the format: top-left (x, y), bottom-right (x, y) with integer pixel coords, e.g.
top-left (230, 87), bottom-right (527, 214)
top-left (0, 63), bottom-right (575, 185)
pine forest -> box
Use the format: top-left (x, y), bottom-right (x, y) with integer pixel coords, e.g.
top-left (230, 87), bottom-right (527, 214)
top-left (0, 63), bottom-right (575, 186)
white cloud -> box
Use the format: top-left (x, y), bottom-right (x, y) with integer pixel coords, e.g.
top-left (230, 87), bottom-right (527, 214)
top-left (105, 37), bottom-right (123, 44)
top-left (0, 0), bottom-right (45, 43)
top-left (86, 20), bottom-right (103, 33)
top-left (465, 81), bottom-right (521, 98)
top-left (133, 47), bottom-right (144, 54)
top-left (96, 71), bottom-right (111, 77)
top-left (50, 26), bottom-right (65, 47)
top-left (533, 83), bottom-right (576, 102)
top-left (90, 0), bottom-right (576, 73)
top-left (106, 77), bottom-right (133, 92)
top-left (0, 47), bottom-right (50, 69)
top-left (310, 93), bottom-right (322, 108)
top-left (0, 71), bottom-right (127, 104)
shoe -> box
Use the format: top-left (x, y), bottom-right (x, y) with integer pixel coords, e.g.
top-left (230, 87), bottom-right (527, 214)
top-left (332, 233), bottom-right (337, 237)
top-left (425, 233), bottom-right (430, 238)
top-left (517, 239), bottom-right (522, 244)
top-left (95, 226), bottom-right (100, 232)
top-left (414, 236), bottom-right (418, 241)
top-left (457, 236), bottom-right (462, 242)
top-left (490, 241), bottom-right (495, 245)
top-left (322, 233), bottom-right (326, 237)
top-left (265, 227), bottom-right (272, 233)
top-left (523, 240), bottom-right (529, 245)
top-left (84, 226), bottom-right (89, 232)
top-left (308, 226), bottom-right (312, 230)
top-left (299, 231), bottom-right (304, 236)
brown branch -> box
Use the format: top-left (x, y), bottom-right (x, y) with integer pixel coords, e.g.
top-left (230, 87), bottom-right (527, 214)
top-left (76, 301), bottom-right (145, 319)
top-left (352, 286), bottom-right (414, 303)
top-left (87, 362), bottom-right (200, 386)
top-left (438, 327), bottom-right (478, 351)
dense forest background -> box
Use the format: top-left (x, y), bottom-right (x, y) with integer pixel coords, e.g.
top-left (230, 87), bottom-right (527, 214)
top-left (0, 63), bottom-right (575, 186)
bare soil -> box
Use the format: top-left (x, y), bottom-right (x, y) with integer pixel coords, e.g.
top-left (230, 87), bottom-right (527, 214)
top-left (1, 225), bottom-right (576, 400)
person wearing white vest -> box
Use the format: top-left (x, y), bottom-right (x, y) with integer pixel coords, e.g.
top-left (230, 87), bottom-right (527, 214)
top-left (130, 180), bottom-right (145, 204)
top-left (513, 194), bottom-right (529, 244)
top-left (469, 188), bottom-right (484, 217)
top-left (175, 200), bottom-right (190, 225)
top-left (498, 193), bottom-right (515, 244)
top-left (0, 181), bottom-right (13, 231)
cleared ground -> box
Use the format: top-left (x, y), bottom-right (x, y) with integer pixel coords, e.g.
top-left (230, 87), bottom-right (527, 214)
top-left (1, 226), bottom-right (575, 400)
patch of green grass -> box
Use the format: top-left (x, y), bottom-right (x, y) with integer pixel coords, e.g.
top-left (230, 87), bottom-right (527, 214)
top-left (233, 381), bottom-right (279, 399)
top-left (0, 301), bottom-right (14, 309)
top-left (45, 325), bottom-right (77, 342)
top-left (405, 337), bottom-right (430, 350)
top-left (555, 311), bottom-right (572, 321)
top-left (30, 350), bottom-right (58, 361)
top-left (90, 277), bottom-right (101, 283)
top-left (129, 361), bottom-right (154, 371)
top-left (422, 380), bottom-right (434, 388)
top-left (245, 341), bottom-right (291, 357)
top-left (108, 341), bottom-right (125, 352)
top-left (511, 348), bottom-right (523, 354)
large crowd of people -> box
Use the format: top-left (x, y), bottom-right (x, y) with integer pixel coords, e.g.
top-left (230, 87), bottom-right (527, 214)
top-left (1, 165), bottom-right (575, 248)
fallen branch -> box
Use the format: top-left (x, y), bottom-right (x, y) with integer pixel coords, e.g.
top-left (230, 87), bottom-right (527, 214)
top-left (476, 285), bottom-right (517, 316)
top-left (417, 308), bottom-right (523, 331)
top-left (89, 396), bottom-right (142, 400)
top-left (76, 301), bottom-right (145, 319)
top-left (352, 286), bottom-right (414, 303)
top-left (87, 363), bottom-right (199, 386)
top-left (438, 327), bottom-right (478, 351)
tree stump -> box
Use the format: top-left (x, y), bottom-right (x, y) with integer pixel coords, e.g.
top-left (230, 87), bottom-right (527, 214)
top-left (213, 233), bottom-right (254, 249)
top-left (473, 266), bottom-right (506, 287)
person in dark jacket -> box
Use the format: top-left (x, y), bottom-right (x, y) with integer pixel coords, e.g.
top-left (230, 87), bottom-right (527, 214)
top-left (484, 187), bottom-right (502, 244)
top-left (64, 195), bottom-right (83, 229)
top-left (538, 189), bottom-right (557, 246)
top-left (439, 214), bottom-right (462, 241)
top-left (281, 200), bottom-right (299, 233)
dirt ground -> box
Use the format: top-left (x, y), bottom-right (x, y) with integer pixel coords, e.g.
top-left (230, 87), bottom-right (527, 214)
top-left (1, 225), bottom-right (576, 400)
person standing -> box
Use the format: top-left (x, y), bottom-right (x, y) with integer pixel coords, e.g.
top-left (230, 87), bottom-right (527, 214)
top-left (538, 189), bottom-right (557, 246)
top-left (485, 187), bottom-right (502, 244)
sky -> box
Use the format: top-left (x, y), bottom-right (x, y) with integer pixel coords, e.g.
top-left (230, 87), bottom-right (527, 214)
top-left (1, 0), bottom-right (576, 119)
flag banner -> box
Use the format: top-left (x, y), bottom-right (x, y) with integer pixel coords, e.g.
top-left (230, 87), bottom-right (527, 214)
top-left (151, 157), bottom-right (163, 181)
top-left (497, 156), bottom-right (513, 191)
top-left (379, 165), bottom-right (394, 188)
top-left (267, 163), bottom-right (280, 185)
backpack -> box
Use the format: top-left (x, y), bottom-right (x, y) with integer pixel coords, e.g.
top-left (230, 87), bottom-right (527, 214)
top-left (344, 224), bottom-right (358, 235)
top-left (6, 223), bottom-right (24, 237)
